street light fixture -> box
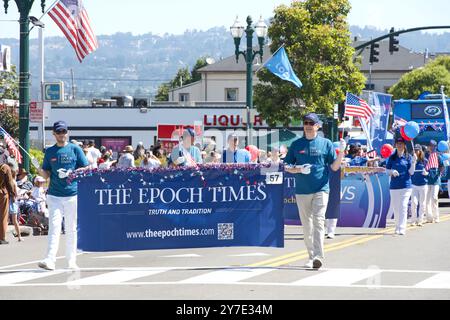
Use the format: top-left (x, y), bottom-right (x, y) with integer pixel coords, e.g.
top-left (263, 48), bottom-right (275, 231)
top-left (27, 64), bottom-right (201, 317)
top-left (2, 0), bottom-right (47, 171)
top-left (230, 15), bottom-right (267, 146)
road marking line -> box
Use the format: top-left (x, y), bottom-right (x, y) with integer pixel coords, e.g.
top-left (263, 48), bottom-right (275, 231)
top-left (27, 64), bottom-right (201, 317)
top-left (291, 269), bottom-right (381, 287)
top-left (178, 268), bottom-right (273, 284)
top-left (0, 253), bottom-right (83, 270)
top-left (65, 268), bottom-right (172, 286)
top-left (414, 272), bottom-right (450, 289)
top-left (0, 270), bottom-right (65, 286)
top-left (92, 254), bottom-right (134, 259)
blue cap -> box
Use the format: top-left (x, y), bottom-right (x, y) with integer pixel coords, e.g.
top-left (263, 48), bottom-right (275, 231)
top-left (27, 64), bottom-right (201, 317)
top-left (303, 113), bottom-right (321, 125)
top-left (396, 136), bottom-right (406, 143)
top-left (53, 120), bottom-right (68, 132)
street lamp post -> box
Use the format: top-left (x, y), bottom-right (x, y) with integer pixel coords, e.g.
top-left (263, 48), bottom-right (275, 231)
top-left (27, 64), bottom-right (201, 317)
top-left (3, 0), bottom-right (46, 171)
top-left (230, 16), bottom-right (267, 146)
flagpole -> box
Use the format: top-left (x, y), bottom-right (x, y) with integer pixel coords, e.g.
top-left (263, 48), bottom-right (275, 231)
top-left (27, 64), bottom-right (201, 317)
top-left (440, 85), bottom-right (450, 142)
top-left (38, 0), bottom-right (59, 20)
top-left (254, 43), bottom-right (285, 75)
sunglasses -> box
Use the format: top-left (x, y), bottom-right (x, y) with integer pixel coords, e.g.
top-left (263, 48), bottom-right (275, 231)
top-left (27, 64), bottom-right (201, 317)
top-left (303, 121), bottom-right (316, 126)
top-left (55, 130), bottom-right (67, 134)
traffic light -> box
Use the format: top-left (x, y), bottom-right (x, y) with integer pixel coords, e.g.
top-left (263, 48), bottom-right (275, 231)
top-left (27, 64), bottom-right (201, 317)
top-left (389, 27), bottom-right (400, 54)
top-left (369, 42), bottom-right (380, 63)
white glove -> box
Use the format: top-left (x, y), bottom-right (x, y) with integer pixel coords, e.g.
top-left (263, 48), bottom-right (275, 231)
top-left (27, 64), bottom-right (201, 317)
top-left (422, 169), bottom-right (429, 176)
top-left (339, 139), bottom-right (346, 153)
top-left (299, 164), bottom-right (312, 175)
top-left (412, 154), bottom-right (418, 163)
top-left (174, 156), bottom-right (185, 165)
top-left (390, 170), bottom-right (399, 177)
top-left (57, 168), bottom-right (72, 179)
top-left (31, 157), bottom-right (40, 169)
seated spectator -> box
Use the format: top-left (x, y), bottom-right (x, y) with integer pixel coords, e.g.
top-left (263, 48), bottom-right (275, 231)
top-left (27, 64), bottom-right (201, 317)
top-left (98, 152), bottom-right (116, 170)
top-left (16, 168), bottom-right (33, 191)
top-left (140, 150), bottom-right (161, 169)
top-left (117, 146), bottom-right (136, 169)
top-left (31, 176), bottom-right (48, 218)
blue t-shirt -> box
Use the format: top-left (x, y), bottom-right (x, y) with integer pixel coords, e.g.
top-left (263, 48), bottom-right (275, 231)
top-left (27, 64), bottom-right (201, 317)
top-left (284, 136), bottom-right (337, 195)
top-left (411, 159), bottom-right (428, 186)
top-left (42, 143), bottom-right (89, 197)
top-left (348, 156), bottom-right (368, 167)
top-left (222, 149), bottom-right (251, 164)
top-left (170, 145), bottom-right (203, 165)
top-left (386, 153), bottom-right (413, 190)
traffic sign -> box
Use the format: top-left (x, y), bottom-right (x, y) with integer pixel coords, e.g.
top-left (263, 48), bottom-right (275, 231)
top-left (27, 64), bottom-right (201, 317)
top-left (43, 82), bottom-right (64, 102)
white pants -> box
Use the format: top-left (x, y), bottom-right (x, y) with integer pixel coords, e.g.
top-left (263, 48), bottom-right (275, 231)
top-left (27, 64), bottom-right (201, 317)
top-left (390, 189), bottom-right (412, 234)
top-left (45, 195), bottom-right (78, 265)
top-left (411, 185), bottom-right (427, 224)
top-left (296, 192), bottom-right (328, 261)
top-left (426, 185), bottom-right (440, 222)
top-left (326, 219), bottom-right (337, 235)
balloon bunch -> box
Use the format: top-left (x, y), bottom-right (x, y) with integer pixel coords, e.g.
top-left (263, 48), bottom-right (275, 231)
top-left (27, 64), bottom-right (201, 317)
top-left (400, 121), bottom-right (420, 141)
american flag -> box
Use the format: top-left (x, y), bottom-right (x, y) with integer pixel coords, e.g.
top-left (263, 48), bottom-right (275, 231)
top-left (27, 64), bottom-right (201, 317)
top-left (0, 128), bottom-right (22, 164)
top-left (48, 0), bottom-right (98, 62)
top-left (426, 152), bottom-right (439, 170)
top-left (344, 92), bottom-right (374, 120)
top-left (393, 115), bottom-right (407, 128)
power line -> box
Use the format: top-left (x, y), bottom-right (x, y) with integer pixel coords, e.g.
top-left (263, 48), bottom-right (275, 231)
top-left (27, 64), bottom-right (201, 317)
top-left (30, 76), bottom-right (172, 82)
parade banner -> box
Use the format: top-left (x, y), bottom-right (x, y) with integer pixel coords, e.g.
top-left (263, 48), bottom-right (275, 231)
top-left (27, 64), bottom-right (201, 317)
top-left (76, 165), bottom-right (284, 251)
top-left (284, 168), bottom-right (390, 228)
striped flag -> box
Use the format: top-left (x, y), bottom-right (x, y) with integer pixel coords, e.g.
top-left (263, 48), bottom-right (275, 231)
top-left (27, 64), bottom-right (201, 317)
top-left (48, 0), bottom-right (98, 62)
top-left (0, 127), bottom-right (22, 164)
top-left (344, 92), bottom-right (374, 120)
top-left (426, 152), bottom-right (439, 170)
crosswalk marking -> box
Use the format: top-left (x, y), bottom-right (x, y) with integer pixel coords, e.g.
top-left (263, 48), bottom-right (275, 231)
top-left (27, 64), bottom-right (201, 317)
top-left (291, 269), bottom-right (382, 287)
top-left (179, 268), bottom-right (273, 284)
top-left (414, 272), bottom-right (450, 289)
top-left (65, 268), bottom-right (171, 286)
top-left (0, 270), bottom-right (64, 285)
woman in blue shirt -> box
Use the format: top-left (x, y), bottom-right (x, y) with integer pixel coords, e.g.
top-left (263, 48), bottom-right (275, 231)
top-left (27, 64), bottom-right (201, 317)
top-left (410, 145), bottom-right (428, 226)
top-left (386, 137), bottom-right (417, 235)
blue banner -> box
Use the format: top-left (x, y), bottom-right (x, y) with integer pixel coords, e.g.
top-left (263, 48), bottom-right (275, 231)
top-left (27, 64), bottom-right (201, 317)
top-left (77, 166), bottom-right (284, 251)
top-left (369, 92), bottom-right (392, 154)
top-left (284, 169), bottom-right (390, 228)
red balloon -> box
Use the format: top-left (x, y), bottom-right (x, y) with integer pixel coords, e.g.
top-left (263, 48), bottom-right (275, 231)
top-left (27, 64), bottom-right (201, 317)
top-left (381, 144), bottom-right (394, 158)
top-left (335, 148), bottom-right (340, 155)
top-left (400, 126), bottom-right (413, 141)
top-left (245, 145), bottom-right (259, 162)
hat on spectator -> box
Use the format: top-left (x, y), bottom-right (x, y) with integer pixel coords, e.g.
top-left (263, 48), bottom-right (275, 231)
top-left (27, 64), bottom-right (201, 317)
top-left (303, 113), bottom-right (321, 125)
top-left (35, 176), bottom-right (45, 183)
top-left (17, 168), bottom-right (28, 177)
top-left (414, 144), bottom-right (422, 151)
top-left (123, 145), bottom-right (134, 153)
top-left (395, 136), bottom-right (406, 143)
top-left (53, 120), bottom-right (68, 132)
top-left (429, 140), bottom-right (437, 146)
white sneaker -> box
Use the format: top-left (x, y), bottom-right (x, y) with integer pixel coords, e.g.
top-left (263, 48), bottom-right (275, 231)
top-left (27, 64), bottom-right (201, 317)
top-left (38, 260), bottom-right (55, 271)
top-left (312, 258), bottom-right (323, 269)
top-left (327, 233), bottom-right (335, 239)
top-left (304, 260), bottom-right (313, 269)
top-left (67, 262), bottom-right (79, 270)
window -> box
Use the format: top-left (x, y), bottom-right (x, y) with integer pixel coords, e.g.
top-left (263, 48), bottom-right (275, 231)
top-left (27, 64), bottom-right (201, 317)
top-left (225, 88), bottom-right (238, 101)
top-left (179, 93), bottom-right (189, 102)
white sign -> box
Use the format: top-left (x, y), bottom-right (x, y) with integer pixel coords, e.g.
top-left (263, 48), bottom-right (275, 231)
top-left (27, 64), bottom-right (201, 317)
top-left (0, 45), bottom-right (11, 72)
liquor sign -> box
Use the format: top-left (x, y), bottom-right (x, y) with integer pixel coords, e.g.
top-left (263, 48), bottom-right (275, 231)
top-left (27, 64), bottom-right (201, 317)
top-left (30, 102), bottom-right (43, 123)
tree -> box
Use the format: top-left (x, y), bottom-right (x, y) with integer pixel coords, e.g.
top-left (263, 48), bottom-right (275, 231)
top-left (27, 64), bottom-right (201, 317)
top-left (389, 56), bottom-right (450, 100)
top-left (190, 57), bottom-right (208, 83)
top-left (0, 65), bottom-right (19, 100)
top-left (0, 109), bottom-right (19, 137)
top-left (154, 82), bottom-right (171, 101)
top-left (254, 0), bottom-right (366, 127)
top-left (171, 67), bottom-right (191, 88)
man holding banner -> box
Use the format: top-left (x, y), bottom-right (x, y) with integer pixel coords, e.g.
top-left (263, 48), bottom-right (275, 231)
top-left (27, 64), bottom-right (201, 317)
top-left (285, 113), bottom-right (345, 269)
top-left (36, 121), bottom-right (89, 271)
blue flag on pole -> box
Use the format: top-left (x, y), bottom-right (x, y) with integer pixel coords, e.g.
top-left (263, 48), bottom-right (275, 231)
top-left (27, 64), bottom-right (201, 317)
top-left (264, 47), bottom-right (303, 88)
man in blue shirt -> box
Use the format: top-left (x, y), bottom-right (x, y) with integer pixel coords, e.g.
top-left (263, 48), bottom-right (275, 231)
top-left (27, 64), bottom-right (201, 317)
top-left (285, 113), bottom-right (345, 269)
top-left (222, 133), bottom-right (251, 164)
top-left (36, 121), bottom-right (89, 271)
top-left (170, 128), bottom-right (202, 167)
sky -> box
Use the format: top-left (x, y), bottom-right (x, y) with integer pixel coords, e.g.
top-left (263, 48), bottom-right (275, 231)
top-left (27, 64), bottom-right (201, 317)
top-left (0, 0), bottom-right (450, 39)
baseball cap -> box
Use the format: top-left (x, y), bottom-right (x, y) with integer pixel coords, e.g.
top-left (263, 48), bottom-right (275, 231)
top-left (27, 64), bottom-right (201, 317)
top-left (303, 113), bottom-right (321, 125)
top-left (429, 140), bottom-right (437, 146)
top-left (414, 144), bottom-right (422, 151)
top-left (183, 128), bottom-right (195, 138)
top-left (53, 120), bottom-right (68, 132)
top-left (395, 136), bottom-right (406, 143)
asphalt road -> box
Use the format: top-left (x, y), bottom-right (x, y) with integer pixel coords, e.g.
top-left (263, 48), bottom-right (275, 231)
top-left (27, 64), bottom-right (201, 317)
top-left (1, 210), bottom-right (449, 301)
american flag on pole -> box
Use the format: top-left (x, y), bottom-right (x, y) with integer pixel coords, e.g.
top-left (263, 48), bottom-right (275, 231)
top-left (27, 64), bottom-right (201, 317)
top-left (426, 152), bottom-right (439, 170)
top-left (48, 0), bottom-right (99, 62)
top-left (0, 128), bottom-right (22, 164)
top-left (344, 92), bottom-right (374, 120)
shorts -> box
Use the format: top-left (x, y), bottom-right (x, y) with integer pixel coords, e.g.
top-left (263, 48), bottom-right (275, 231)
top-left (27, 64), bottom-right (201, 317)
top-left (9, 202), bottom-right (19, 215)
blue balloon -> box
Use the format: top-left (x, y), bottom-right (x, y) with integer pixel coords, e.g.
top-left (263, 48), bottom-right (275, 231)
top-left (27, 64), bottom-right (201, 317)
top-left (404, 121), bottom-right (420, 139)
top-left (438, 141), bottom-right (449, 153)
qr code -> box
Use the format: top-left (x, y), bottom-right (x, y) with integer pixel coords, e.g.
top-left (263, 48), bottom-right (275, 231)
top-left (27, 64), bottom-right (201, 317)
top-left (218, 223), bottom-right (234, 240)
